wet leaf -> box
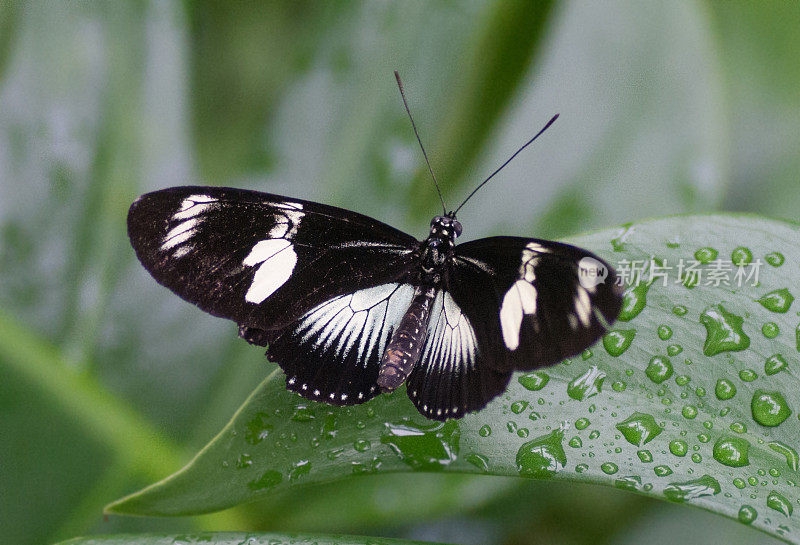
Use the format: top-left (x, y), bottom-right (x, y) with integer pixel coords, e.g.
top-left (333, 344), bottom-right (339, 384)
top-left (109, 215), bottom-right (800, 543)
top-left (56, 533), bottom-right (446, 545)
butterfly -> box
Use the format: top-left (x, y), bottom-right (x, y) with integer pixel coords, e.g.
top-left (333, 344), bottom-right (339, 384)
top-left (127, 73), bottom-right (623, 421)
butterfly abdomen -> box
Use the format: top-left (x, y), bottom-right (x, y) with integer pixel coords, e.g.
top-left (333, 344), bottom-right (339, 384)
top-left (377, 286), bottom-right (436, 393)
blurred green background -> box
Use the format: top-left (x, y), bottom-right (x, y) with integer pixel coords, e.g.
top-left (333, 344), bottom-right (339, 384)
top-left (2, 1), bottom-right (799, 544)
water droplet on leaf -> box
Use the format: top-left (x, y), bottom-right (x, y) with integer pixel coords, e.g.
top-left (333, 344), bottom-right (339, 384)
top-left (247, 470), bottom-right (282, 491)
top-left (289, 460), bottom-right (311, 481)
top-left (601, 462), bottom-right (618, 475)
top-left (516, 428), bottom-right (566, 479)
top-left (682, 405), bottom-right (698, 419)
top-left (618, 280), bottom-right (652, 321)
top-left (730, 422), bottom-right (747, 434)
top-left (700, 305), bottom-right (750, 356)
top-left (466, 453), bottom-right (489, 472)
top-left (663, 475), bottom-right (721, 503)
top-left (646, 356), bottom-right (674, 384)
top-left (654, 465), bottom-right (673, 477)
top-left (765, 252), bottom-right (784, 267)
top-left (614, 475), bottom-right (641, 491)
top-left (668, 344), bottom-right (683, 356)
top-left (611, 223), bottom-right (633, 252)
top-left (291, 406), bottom-right (315, 422)
top-left (518, 371), bottom-right (550, 391)
top-left (616, 412), bottom-right (663, 446)
top-left (245, 412), bottom-right (273, 445)
top-left (762, 322), bottom-right (780, 338)
top-left (712, 436), bottom-right (750, 467)
top-left (765, 353), bottom-right (788, 376)
top-left (511, 400), bottom-right (529, 414)
top-left (603, 329), bottom-right (635, 356)
top-left (767, 490), bottom-right (793, 517)
top-left (381, 421), bottom-right (460, 470)
top-left (738, 504), bottom-right (758, 524)
top-left (751, 390), bottom-right (791, 427)
top-left (669, 440), bottom-right (688, 457)
top-left (694, 247), bottom-right (718, 264)
top-left (738, 369), bottom-right (757, 382)
top-left (236, 453), bottom-right (253, 469)
top-left (768, 441), bottom-right (800, 472)
top-left (731, 247), bottom-right (753, 267)
top-left (567, 366), bottom-right (606, 401)
top-left (758, 288), bottom-right (794, 313)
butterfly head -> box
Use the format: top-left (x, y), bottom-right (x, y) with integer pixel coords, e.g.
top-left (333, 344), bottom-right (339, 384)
top-left (430, 215), bottom-right (462, 243)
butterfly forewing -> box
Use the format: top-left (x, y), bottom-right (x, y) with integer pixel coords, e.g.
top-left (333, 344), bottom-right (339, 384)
top-left (127, 186), bottom-right (418, 331)
top-left (454, 237), bottom-right (622, 370)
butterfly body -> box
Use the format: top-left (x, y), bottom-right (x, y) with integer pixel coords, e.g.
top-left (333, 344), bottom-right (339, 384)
top-left (128, 185), bottom-right (623, 421)
top-left (378, 285), bottom-right (436, 392)
top-left (377, 216), bottom-right (463, 391)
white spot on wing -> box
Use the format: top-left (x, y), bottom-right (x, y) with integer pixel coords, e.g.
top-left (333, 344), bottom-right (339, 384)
top-left (499, 241), bottom-right (598, 349)
top-left (243, 239), bottom-right (297, 303)
top-left (524, 241), bottom-right (551, 254)
top-left (268, 221), bottom-right (290, 239)
top-left (243, 239), bottom-right (291, 267)
top-left (161, 222), bottom-right (196, 250)
top-left (420, 291), bottom-right (477, 381)
top-left (575, 287), bottom-right (592, 327)
top-left (173, 195), bottom-right (215, 220)
top-left (500, 280), bottom-right (537, 350)
top-left (295, 283), bottom-right (415, 363)
top-left (350, 284), bottom-right (397, 312)
top-left (499, 246), bottom-right (540, 350)
top-left (161, 195), bottom-right (217, 252)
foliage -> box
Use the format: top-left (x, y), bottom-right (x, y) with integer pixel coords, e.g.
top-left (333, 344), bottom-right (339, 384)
top-left (2, 2), bottom-right (799, 545)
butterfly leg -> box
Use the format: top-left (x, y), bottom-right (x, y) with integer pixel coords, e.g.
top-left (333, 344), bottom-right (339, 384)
top-left (238, 324), bottom-right (276, 347)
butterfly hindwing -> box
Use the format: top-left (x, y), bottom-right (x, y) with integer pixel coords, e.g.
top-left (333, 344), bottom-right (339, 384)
top-left (267, 283), bottom-right (417, 405)
top-left (127, 186), bottom-right (418, 331)
top-left (406, 289), bottom-right (512, 420)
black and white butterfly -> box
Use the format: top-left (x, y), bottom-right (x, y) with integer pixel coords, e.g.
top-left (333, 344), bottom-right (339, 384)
top-left (127, 76), bottom-right (622, 421)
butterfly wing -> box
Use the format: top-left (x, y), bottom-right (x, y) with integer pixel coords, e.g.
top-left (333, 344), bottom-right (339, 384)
top-left (406, 288), bottom-right (512, 420)
top-left (407, 237), bottom-right (623, 420)
top-left (266, 282), bottom-right (418, 405)
top-left (127, 186), bottom-right (419, 331)
top-left (456, 237), bottom-right (623, 370)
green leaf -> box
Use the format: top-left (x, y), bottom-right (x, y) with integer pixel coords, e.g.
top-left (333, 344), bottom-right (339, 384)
top-left (108, 215), bottom-right (800, 542)
top-left (55, 533), bottom-right (447, 545)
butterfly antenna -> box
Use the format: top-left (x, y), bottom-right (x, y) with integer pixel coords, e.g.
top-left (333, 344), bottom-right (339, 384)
top-left (453, 113), bottom-right (559, 216)
top-left (394, 70), bottom-right (447, 215)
